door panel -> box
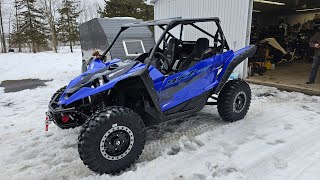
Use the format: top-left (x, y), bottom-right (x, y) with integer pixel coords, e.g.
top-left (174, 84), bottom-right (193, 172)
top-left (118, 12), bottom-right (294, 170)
top-left (159, 52), bottom-right (233, 112)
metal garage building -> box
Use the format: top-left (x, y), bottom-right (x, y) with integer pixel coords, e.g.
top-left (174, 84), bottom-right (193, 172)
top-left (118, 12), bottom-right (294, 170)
top-left (151, 0), bottom-right (254, 78)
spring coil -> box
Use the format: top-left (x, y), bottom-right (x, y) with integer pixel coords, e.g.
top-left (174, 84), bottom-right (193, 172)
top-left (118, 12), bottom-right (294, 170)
top-left (99, 93), bottom-right (107, 110)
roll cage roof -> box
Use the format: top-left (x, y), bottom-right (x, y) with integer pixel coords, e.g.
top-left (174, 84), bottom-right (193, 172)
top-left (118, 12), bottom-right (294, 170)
top-left (101, 17), bottom-right (230, 66)
top-left (121, 17), bottom-right (220, 28)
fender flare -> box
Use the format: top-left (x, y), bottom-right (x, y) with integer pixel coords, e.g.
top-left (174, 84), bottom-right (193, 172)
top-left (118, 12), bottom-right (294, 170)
top-left (125, 67), bottom-right (162, 112)
top-left (214, 45), bottom-right (257, 94)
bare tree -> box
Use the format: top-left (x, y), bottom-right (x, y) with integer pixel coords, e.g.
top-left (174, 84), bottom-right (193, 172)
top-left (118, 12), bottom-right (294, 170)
top-left (8, 6), bottom-right (14, 49)
top-left (78, 1), bottom-right (102, 24)
top-left (0, 0), bottom-right (7, 53)
top-left (40, 0), bottom-right (58, 53)
top-left (0, 20), bottom-right (2, 52)
top-left (14, 0), bottom-right (22, 52)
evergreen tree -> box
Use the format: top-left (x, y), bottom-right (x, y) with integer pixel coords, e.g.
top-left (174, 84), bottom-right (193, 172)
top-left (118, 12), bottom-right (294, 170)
top-left (11, 0), bottom-right (48, 53)
top-left (57, 0), bottom-right (81, 53)
top-left (98, 0), bottom-right (154, 21)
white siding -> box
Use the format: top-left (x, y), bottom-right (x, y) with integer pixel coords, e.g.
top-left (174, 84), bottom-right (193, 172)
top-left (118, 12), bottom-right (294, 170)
top-left (154, 0), bottom-right (253, 78)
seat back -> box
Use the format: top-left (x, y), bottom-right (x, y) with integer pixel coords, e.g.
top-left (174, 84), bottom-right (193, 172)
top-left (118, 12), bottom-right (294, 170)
top-left (178, 38), bottom-right (209, 72)
top-left (200, 48), bottom-right (215, 60)
top-left (163, 38), bottom-right (179, 70)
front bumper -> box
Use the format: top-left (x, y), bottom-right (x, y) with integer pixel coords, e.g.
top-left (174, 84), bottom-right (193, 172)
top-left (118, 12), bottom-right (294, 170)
top-left (46, 93), bottom-right (78, 129)
top-left (47, 92), bottom-right (76, 115)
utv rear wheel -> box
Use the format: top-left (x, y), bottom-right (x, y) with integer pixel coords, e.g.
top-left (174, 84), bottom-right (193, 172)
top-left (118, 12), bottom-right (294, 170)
top-left (78, 106), bottom-right (146, 175)
top-left (217, 80), bottom-right (251, 122)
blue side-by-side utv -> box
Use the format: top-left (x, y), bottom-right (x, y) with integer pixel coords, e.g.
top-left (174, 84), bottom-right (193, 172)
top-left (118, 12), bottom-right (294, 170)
top-left (46, 17), bottom-right (257, 174)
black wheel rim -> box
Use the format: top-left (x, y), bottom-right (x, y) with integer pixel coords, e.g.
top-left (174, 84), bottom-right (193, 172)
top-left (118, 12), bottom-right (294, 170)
top-left (104, 130), bottom-right (130, 156)
top-left (233, 92), bottom-right (246, 113)
top-left (100, 126), bottom-right (134, 160)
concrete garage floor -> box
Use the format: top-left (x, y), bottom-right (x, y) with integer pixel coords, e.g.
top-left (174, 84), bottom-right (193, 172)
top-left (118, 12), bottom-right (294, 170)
top-left (247, 62), bottom-right (320, 96)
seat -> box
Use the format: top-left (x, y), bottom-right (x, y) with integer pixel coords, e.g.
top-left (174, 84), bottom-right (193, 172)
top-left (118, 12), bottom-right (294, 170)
top-left (200, 48), bottom-right (215, 60)
top-left (177, 38), bottom-right (210, 72)
top-left (145, 38), bottom-right (179, 73)
top-left (162, 38), bottom-right (179, 70)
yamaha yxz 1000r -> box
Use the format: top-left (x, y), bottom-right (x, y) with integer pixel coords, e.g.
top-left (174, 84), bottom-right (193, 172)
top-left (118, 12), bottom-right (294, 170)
top-left (46, 17), bottom-right (257, 174)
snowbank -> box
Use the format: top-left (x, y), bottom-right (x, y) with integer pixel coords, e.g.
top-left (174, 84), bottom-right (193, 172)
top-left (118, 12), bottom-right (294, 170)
top-left (0, 50), bottom-right (320, 180)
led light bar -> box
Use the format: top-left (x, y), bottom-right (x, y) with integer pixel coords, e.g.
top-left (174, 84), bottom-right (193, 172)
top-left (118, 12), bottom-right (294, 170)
top-left (253, 10), bottom-right (262, 13)
top-left (297, 8), bottom-right (320, 12)
top-left (254, 0), bottom-right (285, 6)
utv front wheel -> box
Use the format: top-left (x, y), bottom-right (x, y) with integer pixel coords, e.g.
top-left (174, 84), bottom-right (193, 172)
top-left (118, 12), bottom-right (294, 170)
top-left (217, 80), bottom-right (251, 122)
top-left (78, 106), bottom-right (146, 174)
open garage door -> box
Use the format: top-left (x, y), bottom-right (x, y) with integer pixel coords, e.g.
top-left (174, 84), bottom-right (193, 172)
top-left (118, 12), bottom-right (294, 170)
top-left (248, 0), bottom-right (320, 95)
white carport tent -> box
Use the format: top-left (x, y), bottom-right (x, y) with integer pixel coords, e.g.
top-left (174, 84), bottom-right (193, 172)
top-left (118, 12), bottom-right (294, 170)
top-left (151, 0), bottom-right (254, 78)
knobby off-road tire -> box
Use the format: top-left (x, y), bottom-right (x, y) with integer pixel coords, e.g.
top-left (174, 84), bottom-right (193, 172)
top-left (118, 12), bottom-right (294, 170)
top-left (217, 80), bottom-right (251, 122)
top-left (78, 106), bottom-right (146, 175)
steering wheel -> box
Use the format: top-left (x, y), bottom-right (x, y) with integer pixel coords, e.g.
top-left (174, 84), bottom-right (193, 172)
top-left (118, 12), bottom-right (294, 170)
top-left (155, 52), bottom-right (170, 74)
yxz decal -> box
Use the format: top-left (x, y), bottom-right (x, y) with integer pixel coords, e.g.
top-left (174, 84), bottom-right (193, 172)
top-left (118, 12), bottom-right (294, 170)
top-left (166, 65), bottom-right (212, 87)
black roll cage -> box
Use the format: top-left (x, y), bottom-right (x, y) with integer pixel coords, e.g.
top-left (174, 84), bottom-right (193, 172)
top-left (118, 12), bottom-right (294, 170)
top-left (101, 17), bottom-right (230, 67)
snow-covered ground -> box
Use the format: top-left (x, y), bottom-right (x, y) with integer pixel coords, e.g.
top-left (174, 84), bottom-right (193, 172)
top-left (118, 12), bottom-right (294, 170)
top-left (1, 50), bottom-right (320, 180)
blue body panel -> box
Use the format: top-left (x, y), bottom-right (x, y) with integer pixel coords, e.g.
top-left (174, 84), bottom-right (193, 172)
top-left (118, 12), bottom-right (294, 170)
top-left (59, 46), bottom-right (252, 112)
top-left (159, 50), bottom-right (233, 111)
top-left (59, 62), bottom-right (165, 105)
top-left (65, 58), bottom-right (122, 91)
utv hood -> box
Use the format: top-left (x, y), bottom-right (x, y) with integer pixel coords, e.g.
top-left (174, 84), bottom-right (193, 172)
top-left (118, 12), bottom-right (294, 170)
top-left (65, 60), bottom-right (139, 94)
top-left (58, 60), bottom-right (145, 105)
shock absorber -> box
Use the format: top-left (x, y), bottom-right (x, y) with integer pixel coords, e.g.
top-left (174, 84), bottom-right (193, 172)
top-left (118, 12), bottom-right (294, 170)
top-left (99, 93), bottom-right (107, 110)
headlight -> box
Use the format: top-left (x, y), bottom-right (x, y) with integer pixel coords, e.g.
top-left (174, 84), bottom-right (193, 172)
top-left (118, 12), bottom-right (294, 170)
top-left (98, 77), bottom-right (105, 86)
top-left (108, 69), bottom-right (124, 78)
top-left (64, 93), bottom-right (70, 100)
top-left (94, 76), bottom-right (107, 88)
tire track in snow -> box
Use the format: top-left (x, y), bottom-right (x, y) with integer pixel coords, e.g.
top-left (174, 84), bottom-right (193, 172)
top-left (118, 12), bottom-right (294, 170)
top-left (233, 113), bottom-right (320, 180)
top-left (139, 95), bottom-right (268, 162)
top-left (140, 114), bottom-right (227, 162)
